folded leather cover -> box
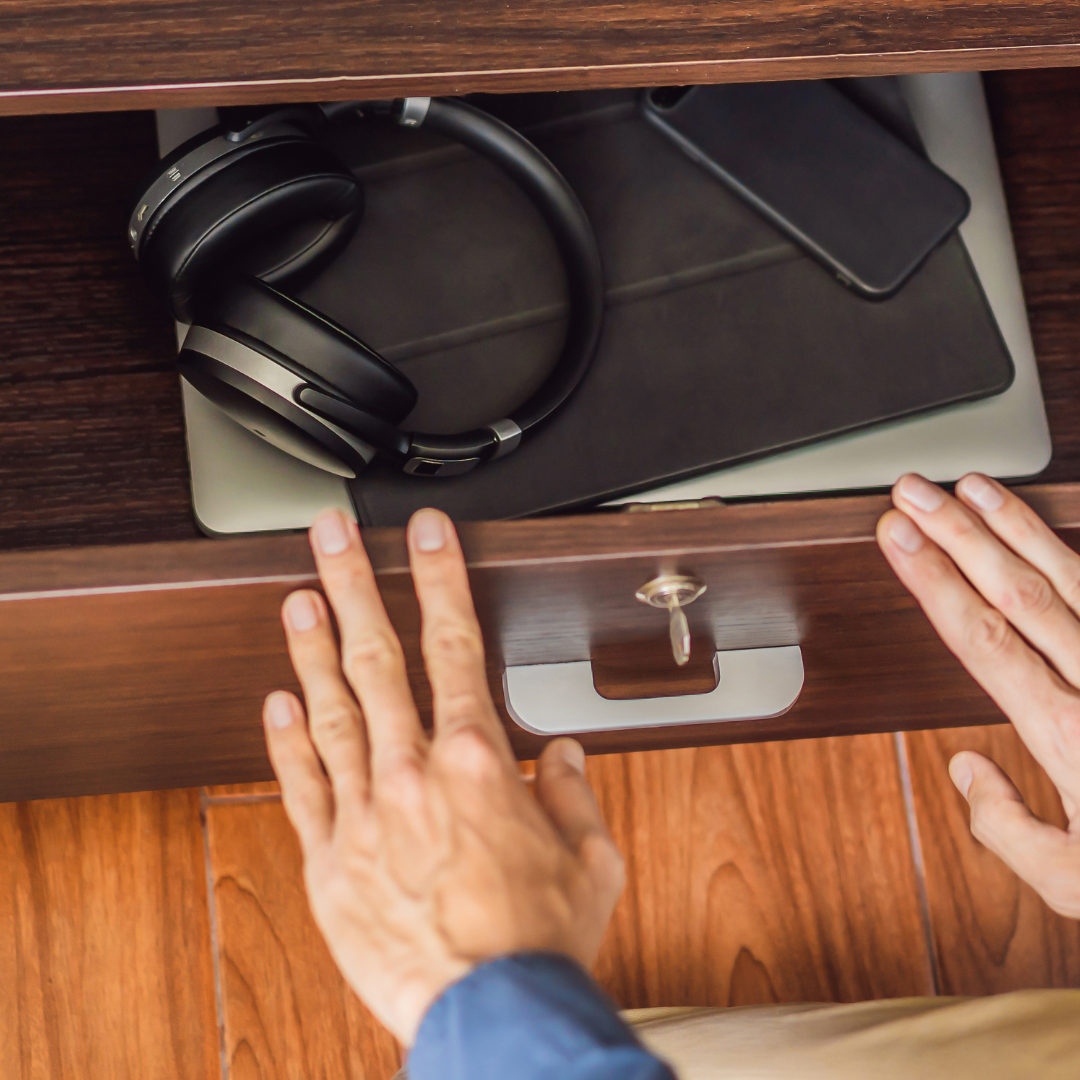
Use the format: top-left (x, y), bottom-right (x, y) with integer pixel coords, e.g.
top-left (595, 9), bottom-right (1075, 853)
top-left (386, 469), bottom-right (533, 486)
top-left (291, 84), bottom-right (1014, 526)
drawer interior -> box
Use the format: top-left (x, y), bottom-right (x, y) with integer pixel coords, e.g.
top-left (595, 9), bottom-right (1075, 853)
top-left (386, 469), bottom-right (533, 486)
top-left (1, 67), bottom-right (1079, 555)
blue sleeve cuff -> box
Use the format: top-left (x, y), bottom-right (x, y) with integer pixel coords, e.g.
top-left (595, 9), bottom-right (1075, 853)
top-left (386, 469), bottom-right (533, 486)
top-left (408, 952), bottom-right (674, 1080)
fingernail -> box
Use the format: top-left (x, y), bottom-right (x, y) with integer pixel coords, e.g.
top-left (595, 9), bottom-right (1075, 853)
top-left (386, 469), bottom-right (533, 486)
top-left (887, 514), bottom-right (924, 554)
top-left (410, 509), bottom-right (446, 553)
top-left (950, 755), bottom-right (974, 798)
top-left (285, 591), bottom-right (319, 632)
top-left (897, 474), bottom-right (945, 513)
top-left (556, 738), bottom-right (586, 775)
top-left (266, 692), bottom-right (295, 730)
top-left (312, 511), bottom-right (350, 556)
top-left (959, 474), bottom-right (1005, 512)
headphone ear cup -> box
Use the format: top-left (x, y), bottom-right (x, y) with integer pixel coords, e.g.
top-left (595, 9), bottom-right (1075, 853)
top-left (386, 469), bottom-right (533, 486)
top-left (200, 276), bottom-right (418, 423)
top-left (141, 140), bottom-right (361, 322)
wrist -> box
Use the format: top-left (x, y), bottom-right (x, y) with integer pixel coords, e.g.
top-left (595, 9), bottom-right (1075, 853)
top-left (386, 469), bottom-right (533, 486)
top-left (381, 956), bottom-right (476, 1046)
top-left (408, 952), bottom-right (640, 1080)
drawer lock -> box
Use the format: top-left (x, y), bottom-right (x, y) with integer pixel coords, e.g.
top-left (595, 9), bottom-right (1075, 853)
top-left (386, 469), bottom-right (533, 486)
top-left (635, 574), bottom-right (706, 667)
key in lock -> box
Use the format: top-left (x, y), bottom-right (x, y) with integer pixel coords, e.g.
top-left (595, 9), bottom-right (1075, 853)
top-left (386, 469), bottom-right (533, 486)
top-left (635, 574), bottom-right (707, 667)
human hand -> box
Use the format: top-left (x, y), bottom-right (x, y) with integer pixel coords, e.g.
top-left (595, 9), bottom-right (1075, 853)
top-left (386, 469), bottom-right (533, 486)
top-left (261, 508), bottom-right (624, 1045)
top-left (877, 473), bottom-right (1080, 919)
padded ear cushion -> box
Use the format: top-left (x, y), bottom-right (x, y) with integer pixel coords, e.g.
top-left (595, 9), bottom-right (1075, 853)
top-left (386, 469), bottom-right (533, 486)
top-left (141, 139), bottom-right (362, 322)
top-left (200, 276), bottom-right (418, 423)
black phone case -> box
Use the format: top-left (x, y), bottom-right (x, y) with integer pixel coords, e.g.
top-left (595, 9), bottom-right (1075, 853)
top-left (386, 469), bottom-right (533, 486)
top-left (642, 81), bottom-right (971, 298)
top-left (287, 82), bottom-right (1014, 526)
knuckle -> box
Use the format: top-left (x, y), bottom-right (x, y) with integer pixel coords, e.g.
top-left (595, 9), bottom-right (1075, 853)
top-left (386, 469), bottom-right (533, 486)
top-left (943, 509), bottom-right (980, 543)
top-left (584, 834), bottom-right (626, 895)
top-left (1046, 701), bottom-right (1080, 768)
top-left (375, 752), bottom-right (426, 803)
top-left (282, 786), bottom-right (327, 837)
top-left (311, 701), bottom-right (360, 743)
top-left (997, 571), bottom-right (1055, 618)
top-left (425, 619), bottom-right (485, 664)
top-left (1011, 503), bottom-right (1044, 543)
top-left (441, 725), bottom-right (503, 779)
top-left (1058, 570), bottom-right (1080, 613)
top-left (438, 691), bottom-right (494, 726)
top-left (343, 630), bottom-right (402, 676)
top-left (964, 607), bottom-right (1013, 660)
top-left (1028, 843), bottom-right (1080, 918)
top-left (1039, 872), bottom-right (1080, 919)
top-left (967, 801), bottom-right (996, 846)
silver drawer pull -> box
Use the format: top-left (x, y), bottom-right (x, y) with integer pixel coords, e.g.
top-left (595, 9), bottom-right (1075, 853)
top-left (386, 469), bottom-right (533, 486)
top-left (503, 647), bottom-right (804, 736)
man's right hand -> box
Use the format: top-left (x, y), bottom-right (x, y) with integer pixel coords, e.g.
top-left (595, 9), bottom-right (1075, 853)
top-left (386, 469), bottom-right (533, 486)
top-left (878, 473), bottom-right (1080, 919)
top-left (262, 508), bottom-right (625, 1046)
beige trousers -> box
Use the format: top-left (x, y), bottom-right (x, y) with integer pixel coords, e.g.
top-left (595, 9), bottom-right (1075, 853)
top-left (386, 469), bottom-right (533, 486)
top-left (627, 991), bottom-right (1080, 1079)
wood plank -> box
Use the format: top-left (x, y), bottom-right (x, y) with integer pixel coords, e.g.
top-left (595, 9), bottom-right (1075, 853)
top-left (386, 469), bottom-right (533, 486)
top-left (5, 481), bottom-right (1080, 596)
top-left (0, 583), bottom-right (299, 802)
top-left (205, 799), bottom-right (402, 1080)
top-left (205, 782), bottom-right (282, 799)
top-left (0, 789), bottom-right (220, 1079)
top-left (204, 735), bottom-right (928, 1068)
top-left (590, 736), bottom-right (934, 1007)
top-left (5, 488), bottom-right (1080, 801)
top-left (904, 725), bottom-right (1080, 995)
top-left (3, 2), bottom-right (1080, 115)
top-left (986, 66), bottom-right (1080, 485)
top-left (0, 111), bottom-right (197, 552)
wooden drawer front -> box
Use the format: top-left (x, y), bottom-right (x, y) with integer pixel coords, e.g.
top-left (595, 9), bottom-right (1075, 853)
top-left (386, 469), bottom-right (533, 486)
top-left (6, 489), bottom-right (1078, 801)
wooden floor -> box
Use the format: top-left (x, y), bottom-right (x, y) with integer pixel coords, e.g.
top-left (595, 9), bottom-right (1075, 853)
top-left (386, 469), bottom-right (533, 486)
top-left (3, 726), bottom-right (1079, 1078)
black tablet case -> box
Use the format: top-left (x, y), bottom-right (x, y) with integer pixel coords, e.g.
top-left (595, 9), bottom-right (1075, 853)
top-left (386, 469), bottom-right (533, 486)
top-left (292, 83), bottom-right (1014, 526)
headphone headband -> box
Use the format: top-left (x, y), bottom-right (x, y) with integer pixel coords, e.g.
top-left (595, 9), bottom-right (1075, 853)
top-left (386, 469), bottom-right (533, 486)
top-left (387, 98), bottom-right (604, 474)
top-left (137, 97), bottom-right (605, 479)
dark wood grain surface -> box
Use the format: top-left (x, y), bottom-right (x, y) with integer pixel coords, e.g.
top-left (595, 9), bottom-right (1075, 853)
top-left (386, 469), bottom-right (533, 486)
top-left (6, 485), bottom-right (1080, 801)
top-left (0, 110), bottom-right (198, 553)
top-left (904, 726), bottom-right (1080, 994)
top-left (3, 2), bottom-right (1080, 115)
top-left (590, 737), bottom-right (934, 1007)
top-left (0, 789), bottom-right (220, 1078)
top-left (986, 67), bottom-right (1080, 484)
top-left (206, 798), bottom-right (402, 1080)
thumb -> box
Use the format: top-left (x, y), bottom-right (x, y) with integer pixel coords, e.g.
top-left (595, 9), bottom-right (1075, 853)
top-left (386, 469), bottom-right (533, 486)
top-left (950, 750), bottom-right (1080, 917)
top-left (535, 739), bottom-right (625, 893)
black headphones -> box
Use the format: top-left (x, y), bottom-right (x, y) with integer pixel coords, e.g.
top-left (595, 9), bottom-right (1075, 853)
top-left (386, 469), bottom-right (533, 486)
top-left (129, 97), bottom-right (605, 478)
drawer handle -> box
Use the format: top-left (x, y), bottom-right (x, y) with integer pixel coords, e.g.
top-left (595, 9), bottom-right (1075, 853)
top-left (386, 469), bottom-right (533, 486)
top-left (502, 647), bottom-right (804, 735)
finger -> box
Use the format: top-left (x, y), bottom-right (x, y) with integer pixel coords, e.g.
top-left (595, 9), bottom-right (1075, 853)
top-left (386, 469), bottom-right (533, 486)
top-left (263, 691), bottom-right (333, 853)
top-left (308, 510), bottom-right (427, 777)
top-left (892, 474), bottom-right (1080, 688)
top-left (877, 509), bottom-right (1080, 802)
top-left (951, 750), bottom-right (1080, 918)
top-left (281, 588), bottom-right (369, 805)
top-left (955, 473), bottom-right (1080, 621)
top-left (534, 740), bottom-right (625, 899)
top-left (407, 509), bottom-right (511, 758)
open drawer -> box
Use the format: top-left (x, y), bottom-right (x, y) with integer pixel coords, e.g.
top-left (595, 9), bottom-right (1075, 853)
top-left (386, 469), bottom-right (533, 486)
top-left (1, 67), bottom-right (1079, 802)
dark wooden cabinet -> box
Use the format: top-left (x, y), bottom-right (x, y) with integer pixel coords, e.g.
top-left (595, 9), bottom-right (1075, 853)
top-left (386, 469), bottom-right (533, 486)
top-left (1, 7), bottom-right (1080, 802)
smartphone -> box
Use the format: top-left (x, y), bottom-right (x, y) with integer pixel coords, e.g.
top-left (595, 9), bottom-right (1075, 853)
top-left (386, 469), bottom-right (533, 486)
top-left (642, 82), bottom-right (970, 299)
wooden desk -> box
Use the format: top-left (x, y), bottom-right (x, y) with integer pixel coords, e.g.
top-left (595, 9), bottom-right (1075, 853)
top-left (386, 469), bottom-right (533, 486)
top-left (1, 39), bottom-right (1079, 802)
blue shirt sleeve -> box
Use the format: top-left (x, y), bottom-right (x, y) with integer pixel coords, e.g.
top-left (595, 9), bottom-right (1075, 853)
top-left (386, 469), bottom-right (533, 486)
top-left (408, 952), bottom-right (675, 1080)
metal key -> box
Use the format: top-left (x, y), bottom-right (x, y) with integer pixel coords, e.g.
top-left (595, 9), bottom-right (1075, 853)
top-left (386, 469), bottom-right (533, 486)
top-left (635, 574), bottom-right (707, 666)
